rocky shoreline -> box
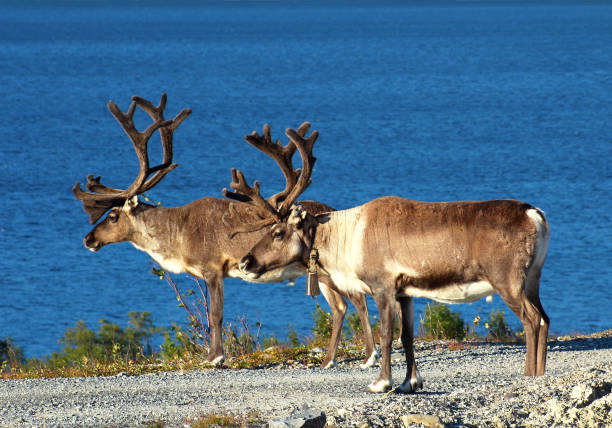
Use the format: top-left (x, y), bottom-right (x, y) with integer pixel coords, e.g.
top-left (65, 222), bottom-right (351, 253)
top-left (1, 331), bottom-right (611, 427)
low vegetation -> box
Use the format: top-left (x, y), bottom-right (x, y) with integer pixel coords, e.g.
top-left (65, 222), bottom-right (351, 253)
top-left (420, 302), bottom-right (467, 340)
top-left (2, 270), bottom-right (521, 380)
top-left (187, 411), bottom-right (263, 428)
top-left (419, 302), bottom-right (520, 342)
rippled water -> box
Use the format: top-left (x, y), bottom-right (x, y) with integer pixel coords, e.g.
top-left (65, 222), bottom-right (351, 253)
top-left (1, 1), bottom-right (611, 358)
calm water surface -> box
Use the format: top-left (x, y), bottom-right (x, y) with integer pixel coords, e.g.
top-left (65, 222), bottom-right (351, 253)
top-left (1, 1), bottom-right (611, 358)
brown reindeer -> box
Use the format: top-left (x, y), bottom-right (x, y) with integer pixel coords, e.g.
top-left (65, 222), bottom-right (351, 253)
top-left (73, 94), bottom-right (377, 367)
top-left (225, 128), bottom-right (550, 393)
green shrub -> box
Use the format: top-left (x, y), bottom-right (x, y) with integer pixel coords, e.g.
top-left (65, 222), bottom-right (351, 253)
top-left (485, 309), bottom-right (514, 341)
top-left (420, 302), bottom-right (466, 340)
top-left (312, 303), bottom-right (332, 342)
top-left (261, 335), bottom-right (282, 349)
top-left (159, 323), bottom-right (200, 360)
top-left (287, 326), bottom-right (301, 348)
top-left (345, 311), bottom-right (363, 341)
top-left (0, 337), bottom-right (25, 370)
top-left (47, 311), bottom-right (161, 368)
top-left (222, 317), bottom-right (259, 358)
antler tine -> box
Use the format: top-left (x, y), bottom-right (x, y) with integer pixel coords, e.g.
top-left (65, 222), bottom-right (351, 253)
top-left (131, 93), bottom-right (192, 193)
top-left (85, 174), bottom-right (122, 194)
top-left (222, 203), bottom-right (277, 239)
top-left (74, 95), bottom-right (189, 224)
top-left (244, 123), bottom-right (307, 208)
top-left (278, 127), bottom-right (318, 218)
top-left (107, 99), bottom-right (172, 198)
top-left (222, 168), bottom-right (281, 221)
top-left (72, 181), bottom-right (127, 224)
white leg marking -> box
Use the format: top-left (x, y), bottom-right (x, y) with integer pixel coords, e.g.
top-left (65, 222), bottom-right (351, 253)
top-left (323, 359), bottom-right (336, 369)
top-left (366, 377), bottom-right (392, 393)
top-left (397, 371), bottom-right (424, 394)
top-left (211, 354), bottom-right (225, 365)
top-left (359, 349), bottom-right (380, 369)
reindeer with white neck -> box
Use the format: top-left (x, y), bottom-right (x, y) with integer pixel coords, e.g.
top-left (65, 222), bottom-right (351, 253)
top-left (225, 128), bottom-right (550, 393)
top-left (73, 94), bottom-right (378, 368)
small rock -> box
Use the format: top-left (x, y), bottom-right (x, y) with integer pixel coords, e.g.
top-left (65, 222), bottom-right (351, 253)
top-left (368, 414), bottom-right (385, 426)
top-left (268, 405), bottom-right (326, 428)
top-left (401, 413), bottom-right (446, 428)
top-left (543, 397), bottom-right (566, 421)
top-left (503, 392), bottom-right (519, 400)
top-left (571, 384), bottom-right (595, 406)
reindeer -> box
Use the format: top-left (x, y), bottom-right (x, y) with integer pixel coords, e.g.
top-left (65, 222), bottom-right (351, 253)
top-left (224, 128), bottom-right (550, 393)
top-left (73, 94), bottom-right (378, 367)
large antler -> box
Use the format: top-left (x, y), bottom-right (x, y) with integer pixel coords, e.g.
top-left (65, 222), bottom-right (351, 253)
top-left (222, 123), bottom-right (318, 236)
top-left (73, 94), bottom-right (192, 224)
top-left (222, 122), bottom-right (311, 207)
top-left (277, 127), bottom-right (318, 218)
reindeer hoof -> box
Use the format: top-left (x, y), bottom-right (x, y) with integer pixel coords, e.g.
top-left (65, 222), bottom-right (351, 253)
top-left (321, 359), bottom-right (336, 369)
top-left (366, 378), bottom-right (392, 393)
top-left (359, 350), bottom-right (380, 369)
top-left (207, 354), bottom-right (225, 366)
top-left (396, 375), bottom-right (424, 394)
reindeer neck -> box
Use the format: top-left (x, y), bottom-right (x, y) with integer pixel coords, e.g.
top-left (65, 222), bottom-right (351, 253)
top-left (312, 209), bottom-right (358, 274)
top-left (312, 207), bottom-right (373, 296)
top-left (129, 206), bottom-right (187, 269)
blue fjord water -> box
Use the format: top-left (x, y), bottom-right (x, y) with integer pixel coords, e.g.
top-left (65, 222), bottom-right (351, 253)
top-left (0, 2), bottom-right (611, 358)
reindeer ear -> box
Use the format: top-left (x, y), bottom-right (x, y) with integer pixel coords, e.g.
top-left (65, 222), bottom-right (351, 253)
top-left (125, 195), bottom-right (139, 210)
top-left (288, 204), bottom-right (310, 230)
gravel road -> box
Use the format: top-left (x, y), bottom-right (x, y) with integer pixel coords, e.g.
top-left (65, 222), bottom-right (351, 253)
top-left (1, 332), bottom-right (611, 427)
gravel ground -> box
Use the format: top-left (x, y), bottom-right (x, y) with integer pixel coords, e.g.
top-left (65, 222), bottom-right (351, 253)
top-left (1, 332), bottom-right (611, 427)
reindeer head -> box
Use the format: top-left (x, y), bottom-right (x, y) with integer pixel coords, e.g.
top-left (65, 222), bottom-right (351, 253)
top-left (238, 204), bottom-right (321, 279)
top-left (81, 196), bottom-right (157, 251)
top-left (73, 93), bottom-right (191, 250)
top-left (222, 125), bottom-right (319, 279)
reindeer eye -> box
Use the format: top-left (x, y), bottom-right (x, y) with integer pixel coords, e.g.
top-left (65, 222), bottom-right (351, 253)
top-left (108, 212), bottom-right (119, 223)
top-left (273, 229), bottom-right (285, 240)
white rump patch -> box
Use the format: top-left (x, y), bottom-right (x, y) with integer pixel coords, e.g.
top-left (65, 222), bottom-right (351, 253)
top-left (402, 281), bottom-right (495, 304)
top-left (527, 208), bottom-right (550, 270)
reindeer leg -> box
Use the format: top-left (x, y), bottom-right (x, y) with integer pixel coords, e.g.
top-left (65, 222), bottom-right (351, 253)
top-left (206, 273), bottom-right (225, 365)
top-left (367, 290), bottom-right (395, 393)
top-left (395, 300), bottom-right (403, 346)
top-left (347, 293), bottom-right (378, 369)
top-left (525, 271), bottom-right (549, 376)
top-left (396, 296), bottom-right (423, 393)
top-left (319, 282), bottom-right (347, 369)
top-left (535, 298), bottom-right (549, 376)
top-left (497, 279), bottom-right (544, 377)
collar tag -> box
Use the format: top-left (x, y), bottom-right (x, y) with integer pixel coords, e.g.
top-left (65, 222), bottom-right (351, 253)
top-left (306, 248), bottom-right (320, 297)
